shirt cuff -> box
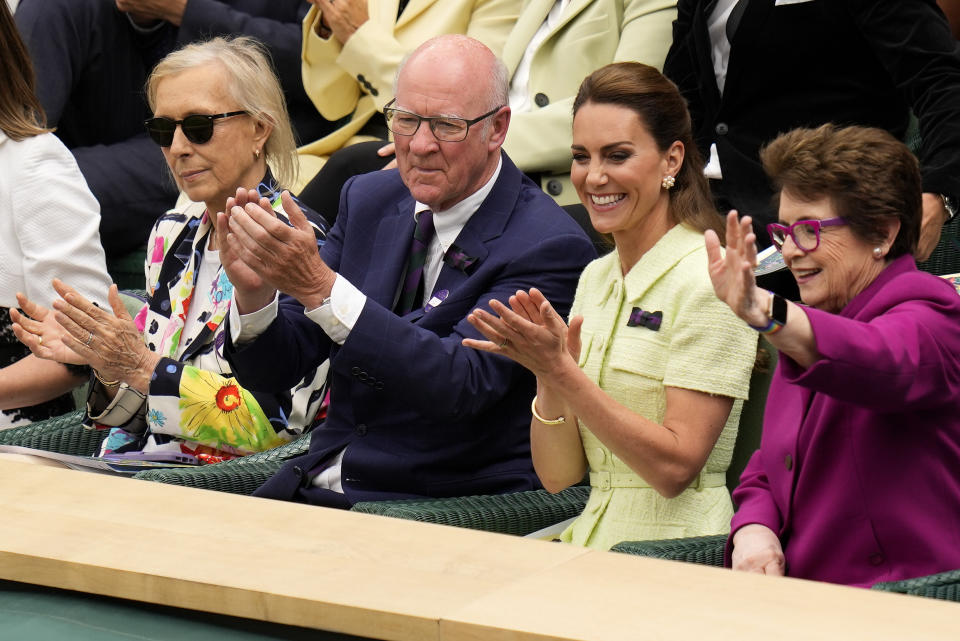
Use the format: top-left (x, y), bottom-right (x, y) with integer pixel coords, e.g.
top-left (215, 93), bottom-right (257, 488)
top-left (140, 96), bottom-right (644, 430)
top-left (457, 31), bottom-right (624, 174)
top-left (229, 294), bottom-right (280, 346)
top-left (304, 275), bottom-right (366, 345)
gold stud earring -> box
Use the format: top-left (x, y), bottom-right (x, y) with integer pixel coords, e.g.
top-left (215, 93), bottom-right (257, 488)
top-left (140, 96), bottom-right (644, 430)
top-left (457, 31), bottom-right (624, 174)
top-left (254, 148), bottom-right (261, 159)
top-left (661, 175), bottom-right (676, 190)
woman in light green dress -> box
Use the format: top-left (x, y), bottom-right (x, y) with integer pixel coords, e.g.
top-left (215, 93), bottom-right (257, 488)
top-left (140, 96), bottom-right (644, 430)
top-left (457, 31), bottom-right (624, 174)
top-left (464, 62), bottom-right (756, 550)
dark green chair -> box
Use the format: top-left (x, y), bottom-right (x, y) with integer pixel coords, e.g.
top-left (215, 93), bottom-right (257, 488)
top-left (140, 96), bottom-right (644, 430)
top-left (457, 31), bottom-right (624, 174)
top-left (0, 410), bottom-right (103, 455)
top-left (871, 569), bottom-right (960, 602)
top-left (131, 432), bottom-right (311, 495)
top-left (106, 248), bottom-right (148, 291)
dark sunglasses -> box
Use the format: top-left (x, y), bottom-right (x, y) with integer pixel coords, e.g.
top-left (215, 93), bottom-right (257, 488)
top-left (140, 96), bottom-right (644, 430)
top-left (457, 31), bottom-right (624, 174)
top-left (144, 111), bottom-right (247, 147)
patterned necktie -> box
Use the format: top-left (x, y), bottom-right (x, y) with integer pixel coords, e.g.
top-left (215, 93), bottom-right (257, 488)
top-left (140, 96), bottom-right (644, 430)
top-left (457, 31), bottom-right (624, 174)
top-left (395, 210), bottom-right (435, 314)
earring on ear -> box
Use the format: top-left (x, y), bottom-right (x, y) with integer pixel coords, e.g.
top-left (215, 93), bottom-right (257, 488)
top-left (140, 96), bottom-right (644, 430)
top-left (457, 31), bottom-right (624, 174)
top-left (873, 246), bottom-right (884, 259)
top-left (661, 175), bottom-right (676, 190)
top-left (254, 148), bottom-right (261, 159)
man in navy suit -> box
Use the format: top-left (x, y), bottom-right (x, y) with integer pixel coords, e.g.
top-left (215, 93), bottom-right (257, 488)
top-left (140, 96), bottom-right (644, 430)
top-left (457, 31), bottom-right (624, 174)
top-left (217, 35), bottom-right (596, 507)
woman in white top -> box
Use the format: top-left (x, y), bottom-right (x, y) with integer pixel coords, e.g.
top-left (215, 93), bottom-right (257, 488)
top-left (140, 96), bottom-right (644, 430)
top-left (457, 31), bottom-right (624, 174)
top-left (0, 1), bottom-right (111, 427)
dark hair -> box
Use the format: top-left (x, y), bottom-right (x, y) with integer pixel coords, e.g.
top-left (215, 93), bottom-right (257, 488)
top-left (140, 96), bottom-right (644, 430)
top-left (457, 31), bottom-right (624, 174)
top-left (760, 124), bottom-right (920, 258)
top-left (0, 2), bottom-right (49, 140)
top-left (572, 62), bottom-right (721, 238)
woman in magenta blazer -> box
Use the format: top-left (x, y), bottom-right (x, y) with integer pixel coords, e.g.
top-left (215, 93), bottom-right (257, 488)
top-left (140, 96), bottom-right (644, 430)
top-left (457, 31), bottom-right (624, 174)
top-left (706, 124), bottom-right (960, 587)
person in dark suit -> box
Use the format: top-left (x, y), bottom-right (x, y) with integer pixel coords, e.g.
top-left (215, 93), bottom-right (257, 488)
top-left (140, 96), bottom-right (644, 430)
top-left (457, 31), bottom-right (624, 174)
top-left (664, 0), bottom-right (960, 260)
top-left (216, 35), bottom-right (597, 507)
top-left (14, 0), bottom-right (331, 259)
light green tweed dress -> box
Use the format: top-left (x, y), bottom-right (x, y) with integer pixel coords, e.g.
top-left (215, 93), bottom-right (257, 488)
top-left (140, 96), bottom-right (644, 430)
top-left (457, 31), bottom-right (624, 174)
top-left (560, 224), bottom-right (756, 550)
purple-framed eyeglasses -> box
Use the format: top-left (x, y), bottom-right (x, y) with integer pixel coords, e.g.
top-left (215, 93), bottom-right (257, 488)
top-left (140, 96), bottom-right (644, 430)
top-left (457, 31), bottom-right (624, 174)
top-left (766, 217), bottom-right (848, 252)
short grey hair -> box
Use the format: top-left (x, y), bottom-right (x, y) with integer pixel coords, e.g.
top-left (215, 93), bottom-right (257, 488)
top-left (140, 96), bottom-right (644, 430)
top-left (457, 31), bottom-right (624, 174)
top-left (146, 36), bottom-right (298, 188)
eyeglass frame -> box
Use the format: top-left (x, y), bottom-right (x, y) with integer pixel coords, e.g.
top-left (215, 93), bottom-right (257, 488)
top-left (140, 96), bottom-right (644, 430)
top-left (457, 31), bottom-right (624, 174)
top-left (382, 99), bottom-right (505, 142)
top-left (766, 217), bottom-right (849, 253)
top-left (144, 111), bottom-right (248, 147)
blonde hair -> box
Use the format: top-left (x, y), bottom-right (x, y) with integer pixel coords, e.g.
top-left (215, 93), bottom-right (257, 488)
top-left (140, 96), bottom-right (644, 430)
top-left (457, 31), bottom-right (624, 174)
top-left (146, 36), bottom-right (298, 187)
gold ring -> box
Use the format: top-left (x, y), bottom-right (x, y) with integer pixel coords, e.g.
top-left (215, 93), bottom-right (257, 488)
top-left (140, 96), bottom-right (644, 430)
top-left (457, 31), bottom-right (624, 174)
top-left (37, 335), bottom-right (42, 345)
top-left (498, 338), bottom-right (507, 349)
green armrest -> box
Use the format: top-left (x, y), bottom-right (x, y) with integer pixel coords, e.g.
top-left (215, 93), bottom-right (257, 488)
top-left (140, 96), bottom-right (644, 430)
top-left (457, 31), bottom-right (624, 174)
top-left (132, 432), bottom-right (312, 495)
top-left (0, 410), bottom-right (104, 456)
top-left (871, 569), bottom-right (960, 601)
top-left (610, 534), bottom-right (727, 566)
top-left (350, 486), bottom-right (591, 536)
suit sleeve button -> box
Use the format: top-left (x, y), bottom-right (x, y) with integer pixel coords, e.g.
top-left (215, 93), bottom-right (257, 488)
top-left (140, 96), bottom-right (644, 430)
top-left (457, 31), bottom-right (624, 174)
top-left (374, 381), bottom-right (384, 390)
top-left (351, 366), bottom-right (360, 376)
top-left (715, 122), bottom-right (729, 135)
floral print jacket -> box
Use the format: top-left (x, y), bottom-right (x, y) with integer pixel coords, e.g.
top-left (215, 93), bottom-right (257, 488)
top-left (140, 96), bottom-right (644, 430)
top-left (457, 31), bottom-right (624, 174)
top-left (94, 176), bottom-right (329, 459)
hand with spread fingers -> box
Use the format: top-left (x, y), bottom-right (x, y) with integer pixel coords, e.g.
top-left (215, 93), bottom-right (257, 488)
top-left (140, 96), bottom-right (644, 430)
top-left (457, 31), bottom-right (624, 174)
top-left (224, 189), bottom-right (335, 311)
top-left (10, 292), bottom-right (85, 366)
top-left (463, 288), bottom-right (581, 382)
top-left (705, 210), bottom-right (768, 328)
top-left (48, 279), bottom-right (160, 393)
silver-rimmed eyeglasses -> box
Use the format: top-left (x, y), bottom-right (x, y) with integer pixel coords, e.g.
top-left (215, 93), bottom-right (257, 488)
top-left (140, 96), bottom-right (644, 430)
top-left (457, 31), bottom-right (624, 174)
top-left (767, 217), bottom-right (849, 252)
top-left (383, 99), bottom-right (504, 142)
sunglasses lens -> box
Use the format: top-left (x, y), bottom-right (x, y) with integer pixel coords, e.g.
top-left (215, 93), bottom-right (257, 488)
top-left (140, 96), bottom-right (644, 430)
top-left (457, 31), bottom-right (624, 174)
top-left (145, 118), bottom-right (176, 146)
top-left (181, 115), bottom-right (215, 144)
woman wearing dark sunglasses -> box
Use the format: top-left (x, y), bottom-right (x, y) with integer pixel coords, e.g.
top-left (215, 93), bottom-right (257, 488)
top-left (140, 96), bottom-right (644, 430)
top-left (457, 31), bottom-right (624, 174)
top-left (14, 37), bottom-right (330, 463)
top-left (706, 124), bottom-right (960, 587)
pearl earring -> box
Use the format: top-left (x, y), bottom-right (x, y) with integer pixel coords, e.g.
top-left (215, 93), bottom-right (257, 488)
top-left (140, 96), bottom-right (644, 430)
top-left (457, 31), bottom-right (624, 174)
top-left (873, 246), bottom-right (883, 259)
top-left (661, 175), bottom-right (676, 190)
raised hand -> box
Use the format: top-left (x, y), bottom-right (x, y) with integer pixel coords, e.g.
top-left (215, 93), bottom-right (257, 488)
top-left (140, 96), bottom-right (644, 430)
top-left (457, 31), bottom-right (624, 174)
top-left (315, 0), bottom-right (369, 44)
top-left (10, 292), bottom-right (86, 365)
top-left (705, 211), bottom-right (768, 327)
top-left (224, 190), bottom-right (335, 311)
top-left (50, 280), bottom-right (160, 390)
top-left (463, 288), bottom-right (576, 380)
top-left (216, 188), bottom-right (276, 314)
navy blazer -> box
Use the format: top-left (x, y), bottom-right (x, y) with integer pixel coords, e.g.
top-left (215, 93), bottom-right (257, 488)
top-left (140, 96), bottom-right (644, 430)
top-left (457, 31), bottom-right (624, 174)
top-left (664, 0), bottom-right (960, 235)
top-left (228, 153), bottom-right (597, 506)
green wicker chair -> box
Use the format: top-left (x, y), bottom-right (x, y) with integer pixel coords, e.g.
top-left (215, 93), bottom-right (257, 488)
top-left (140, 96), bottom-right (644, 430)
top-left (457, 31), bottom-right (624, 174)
top-left (131, 432), bottom-right (312, 495)
top-left (610, 534), bottom-right (726, 565)
top-left (351, 486), bottom-right (590, 536)
top-left (871, 569), bottom-right (960, 602)
top-left (0, 410), bottom-right (104, 455)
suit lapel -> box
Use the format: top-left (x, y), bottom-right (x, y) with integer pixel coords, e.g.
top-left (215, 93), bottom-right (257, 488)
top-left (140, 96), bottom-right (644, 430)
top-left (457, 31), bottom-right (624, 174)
top-left (502, 0), bottom-right (558, 73)
top-left (365, 197), bottom-right (416, 309)
top-left (544, 0), bottom-right (594, 42)
top-left (722, 0), bottom-right (773, 103)
top-left (428, 153), bottom-right (520, 308)
top-left (395, 0), bottom-right (437, 30)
